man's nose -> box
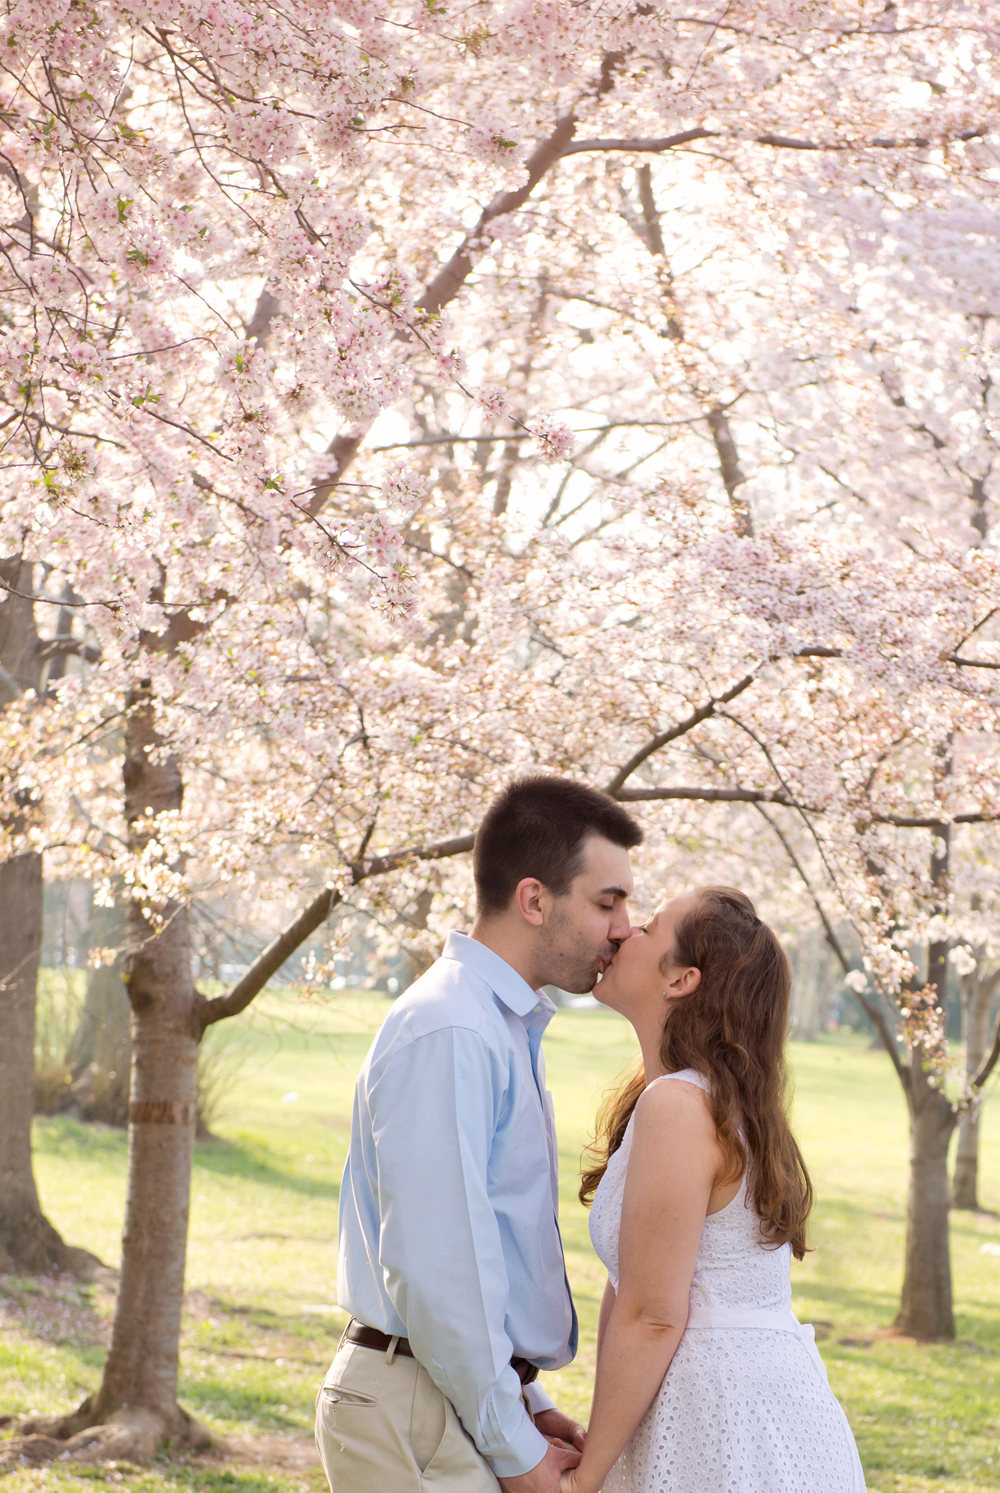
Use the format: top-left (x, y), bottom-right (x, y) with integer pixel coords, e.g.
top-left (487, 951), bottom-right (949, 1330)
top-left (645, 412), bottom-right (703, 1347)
top-left (608, 905), bottom-right (632, 942)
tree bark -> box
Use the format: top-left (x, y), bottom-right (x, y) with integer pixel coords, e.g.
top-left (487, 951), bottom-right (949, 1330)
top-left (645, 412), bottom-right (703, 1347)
top-left (0, 556), bottom-right (96, 1278)
top-left (894, 823), bottom-right (957, 1339)
top-left (16, 686), bottom-right (210, 1460)
top-left (952, 967), bottom-right (997, 1210)
top-left (0, 851), bottom-right (98, 1276)
top-left (92, 688), bottom-right (200, 1432)
top-left (67, 900), bottom-right (131, 1126)
top-left (895, 1057), bottom-right (957, 1339)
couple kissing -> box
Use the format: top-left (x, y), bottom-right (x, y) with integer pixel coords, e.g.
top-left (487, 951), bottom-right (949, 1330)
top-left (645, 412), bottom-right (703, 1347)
top-left (316, 775), bottom-right (865, 1493)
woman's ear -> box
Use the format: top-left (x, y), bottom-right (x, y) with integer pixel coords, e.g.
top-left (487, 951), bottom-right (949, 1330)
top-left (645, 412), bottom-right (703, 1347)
top-left (663, 965), bottom-right (701, 1000)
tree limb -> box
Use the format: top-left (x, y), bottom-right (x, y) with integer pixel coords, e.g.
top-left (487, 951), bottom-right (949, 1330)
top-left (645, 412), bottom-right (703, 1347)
top-left (563, 127), bottom-right (987, 157)
top-left (754, 805), bottom-right (909, 1085)
top-left (616, 783), bottom-right (999, 829)
top-left (970, 1005), bottom-right (1000, 1090)
top-left (615, 784), bottom-right (799, 807)
top-left (36, 637), bottom-right (101, 664)
top-left (705, 403), bottom-right (752, 537)
top-left (196, 832), bottom-right (477, 1030)
top-left (308, 112), bottom-right (579, 517)
top-left (603, 674), bottom-right (757, 792)
top-left (950, 654), bottom-right (1000, 670)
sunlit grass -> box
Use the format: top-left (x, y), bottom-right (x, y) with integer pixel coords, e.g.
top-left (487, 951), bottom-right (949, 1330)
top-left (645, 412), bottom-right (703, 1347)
top-left (4, 989), bottom-right (1000, 1492)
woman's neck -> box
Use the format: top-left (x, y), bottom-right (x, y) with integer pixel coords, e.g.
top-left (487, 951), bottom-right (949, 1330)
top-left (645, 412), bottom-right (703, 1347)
top-left (635, 1019), bottom-right (668, 1086)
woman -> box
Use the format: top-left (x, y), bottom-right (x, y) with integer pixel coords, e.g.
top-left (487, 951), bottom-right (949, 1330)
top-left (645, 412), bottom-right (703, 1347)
top-left (561, 887), bottom-right (865, 1493)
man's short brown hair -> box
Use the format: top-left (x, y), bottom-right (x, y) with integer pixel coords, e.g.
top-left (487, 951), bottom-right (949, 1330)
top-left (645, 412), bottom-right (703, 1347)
top-left (473, 775), bottom-right (643, 916)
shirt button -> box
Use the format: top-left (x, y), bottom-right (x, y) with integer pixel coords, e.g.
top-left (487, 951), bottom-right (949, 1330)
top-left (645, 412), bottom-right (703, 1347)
top-left (534, 1004), bottom-right (541, 1012)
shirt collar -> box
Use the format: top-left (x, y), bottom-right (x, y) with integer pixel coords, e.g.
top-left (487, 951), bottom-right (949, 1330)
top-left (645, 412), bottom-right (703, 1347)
top-left (443, 930), bottom-right (552, 1019)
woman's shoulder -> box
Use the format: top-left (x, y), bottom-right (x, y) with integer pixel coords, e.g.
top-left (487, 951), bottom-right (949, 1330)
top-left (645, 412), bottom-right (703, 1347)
top-left (647, 1067), bottom-right (710, 1095)
top-left (633, 1068), bottom-right (714, 1128)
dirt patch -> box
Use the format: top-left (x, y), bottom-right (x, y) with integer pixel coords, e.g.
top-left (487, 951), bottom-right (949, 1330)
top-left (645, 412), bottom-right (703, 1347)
top-left (207, 1432), bottom-right (321, 1474)
top-left (0, 1271), bottom-right (115, 1350)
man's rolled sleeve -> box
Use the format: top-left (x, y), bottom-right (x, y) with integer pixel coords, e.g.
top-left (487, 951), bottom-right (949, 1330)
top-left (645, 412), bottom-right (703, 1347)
top-left (368, 1029), bottom-right (549, 1478)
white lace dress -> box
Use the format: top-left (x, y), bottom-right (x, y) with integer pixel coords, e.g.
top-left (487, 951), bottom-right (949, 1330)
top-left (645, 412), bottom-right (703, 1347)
top-left (589, 1070), bottom-right (866, 1492)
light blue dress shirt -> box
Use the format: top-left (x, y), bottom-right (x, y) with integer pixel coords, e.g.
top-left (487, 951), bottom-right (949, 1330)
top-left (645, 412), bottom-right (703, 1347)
top-left (337, 931), bottom-right (578, 1478)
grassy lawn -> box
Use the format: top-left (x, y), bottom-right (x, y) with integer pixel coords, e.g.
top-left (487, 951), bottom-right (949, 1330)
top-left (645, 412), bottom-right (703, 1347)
top-left (3, 990), bottom-right (1000, 1493)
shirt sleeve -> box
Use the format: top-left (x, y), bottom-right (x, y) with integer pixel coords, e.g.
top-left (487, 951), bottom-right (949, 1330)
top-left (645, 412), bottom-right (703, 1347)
top-left (367, 1028), bottom-right (549, 1479)
top-left (524, 1379), bottom-right (558, 1416)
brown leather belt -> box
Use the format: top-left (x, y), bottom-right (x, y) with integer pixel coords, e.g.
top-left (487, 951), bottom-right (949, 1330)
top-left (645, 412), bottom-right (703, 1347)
top-left (344, 1318), bottom-right (539, 1385)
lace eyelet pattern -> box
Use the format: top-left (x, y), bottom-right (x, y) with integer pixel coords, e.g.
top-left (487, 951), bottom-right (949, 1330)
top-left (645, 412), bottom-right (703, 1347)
top-left (588, 1070), bottom-right (867, 1492)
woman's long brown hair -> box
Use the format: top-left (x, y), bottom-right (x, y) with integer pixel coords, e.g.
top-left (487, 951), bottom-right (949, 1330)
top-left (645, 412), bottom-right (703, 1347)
top-left (580, 886), bottom-right (813, 1260)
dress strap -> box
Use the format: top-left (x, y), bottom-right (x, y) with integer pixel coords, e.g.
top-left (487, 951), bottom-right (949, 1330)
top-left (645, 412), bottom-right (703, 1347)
top-left (649, 1068), bottom-right (710, 1093)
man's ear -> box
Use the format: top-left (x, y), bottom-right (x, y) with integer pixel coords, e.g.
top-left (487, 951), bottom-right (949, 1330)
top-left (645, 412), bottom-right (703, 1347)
top-left (514, 877), bottom-right (545, 927)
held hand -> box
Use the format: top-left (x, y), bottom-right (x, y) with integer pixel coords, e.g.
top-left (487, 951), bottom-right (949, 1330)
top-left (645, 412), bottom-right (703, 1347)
top-left (533, 1407), bottom-right (587, 1454)
top-left (498, 1440), bottom-right (582, 1493)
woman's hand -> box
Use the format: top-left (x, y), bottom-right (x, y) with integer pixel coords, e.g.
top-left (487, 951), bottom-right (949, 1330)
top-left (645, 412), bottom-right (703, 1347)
top-left (558, 1469), bottom-right (596, 1493)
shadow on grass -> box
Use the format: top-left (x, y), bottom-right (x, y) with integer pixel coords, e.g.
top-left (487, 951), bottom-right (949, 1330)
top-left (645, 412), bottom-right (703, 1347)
top-left (32, 1114), bottom-right (128, 1160)
top-left (32, 1114), bottom-right (339, 1203)
top-left (192, 1139), bottom-right (340, 1201)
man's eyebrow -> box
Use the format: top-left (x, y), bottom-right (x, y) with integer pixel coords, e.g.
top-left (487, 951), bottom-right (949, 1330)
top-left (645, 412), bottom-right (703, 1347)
top-left (599, 885), bottom-right (631, 899)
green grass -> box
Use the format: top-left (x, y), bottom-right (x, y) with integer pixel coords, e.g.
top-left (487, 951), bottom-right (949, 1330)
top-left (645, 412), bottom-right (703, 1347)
top-left (4, 992), bottom-right (1000, 1493)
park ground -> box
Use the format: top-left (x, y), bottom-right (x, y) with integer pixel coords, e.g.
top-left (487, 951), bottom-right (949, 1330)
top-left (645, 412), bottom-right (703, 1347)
top-left (3, 993), bottom-right (1000, 1493)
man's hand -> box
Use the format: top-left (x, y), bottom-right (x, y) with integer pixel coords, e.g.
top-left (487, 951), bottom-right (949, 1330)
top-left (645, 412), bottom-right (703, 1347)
top-left (498, 1440), bottom-right (581, 1493)
top-left (533, 1407), bottom-right (586, 1455)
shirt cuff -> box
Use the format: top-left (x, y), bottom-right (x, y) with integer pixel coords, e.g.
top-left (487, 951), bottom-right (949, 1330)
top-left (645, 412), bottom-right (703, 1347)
top-left (485, 1413), bottom-right (549, 1480)
top-left (524, 1378), bottom-right (558, 1416)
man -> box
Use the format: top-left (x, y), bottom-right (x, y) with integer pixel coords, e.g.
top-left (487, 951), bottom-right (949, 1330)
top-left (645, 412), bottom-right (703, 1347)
top-left (317, 775), bottom-right (643, 1492)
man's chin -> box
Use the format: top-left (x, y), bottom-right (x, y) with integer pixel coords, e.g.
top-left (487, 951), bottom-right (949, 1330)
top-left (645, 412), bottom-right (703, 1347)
top-left (559, 970), bottom-right (604, 997)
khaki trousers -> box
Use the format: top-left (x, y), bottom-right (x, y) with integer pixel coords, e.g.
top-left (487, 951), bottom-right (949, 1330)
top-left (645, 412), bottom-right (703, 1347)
top-left (315, 1340), bottom-right (501, 1492)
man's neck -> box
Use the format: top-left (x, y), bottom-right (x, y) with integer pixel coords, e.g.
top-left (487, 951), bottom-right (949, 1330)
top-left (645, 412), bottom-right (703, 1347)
top-left (469, 918), bottom-right (541, 992)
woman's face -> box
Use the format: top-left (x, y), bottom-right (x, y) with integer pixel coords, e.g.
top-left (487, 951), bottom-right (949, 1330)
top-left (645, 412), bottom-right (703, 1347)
top-left (595, 890), bottom-right (702, 1024)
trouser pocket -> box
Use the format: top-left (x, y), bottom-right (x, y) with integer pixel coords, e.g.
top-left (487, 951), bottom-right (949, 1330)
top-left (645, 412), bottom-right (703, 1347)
top-left (408, 1360), bottom-right (447, 1473)
top-left (322, 1386), bottom-right (378, 1408)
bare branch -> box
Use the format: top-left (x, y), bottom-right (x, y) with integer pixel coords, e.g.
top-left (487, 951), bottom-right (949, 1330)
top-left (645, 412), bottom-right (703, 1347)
top-left (604, 673), bottom-right (757, 793)
top-left (615, 784), bottom-right (797, 807)
top-left (196, 887), bottom-right (343, 1028)
top-left (36, 637), bottom-right (100, 664)
top-left (949, 654), bottom-right (1000, 670)
top-left (361, 832), bottom-right (476, 879)
top-left (418, 114), bottom-right (577, 319)
top-left (564, 128), bottom-right (715, 155)
top-left (970, 1005), bottom-right (1000, 1090)
top-left (705, 403), bottom-right (752, 537)
top-left (755, 806), bottom-right (909, 1084)
top-left (196, 832), bottom-right (477, 1030)
top-left (563, 127), bottom-right (987, 157)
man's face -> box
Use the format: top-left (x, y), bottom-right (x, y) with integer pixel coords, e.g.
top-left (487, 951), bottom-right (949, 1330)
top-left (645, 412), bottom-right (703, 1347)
top-left (537, 834), bottom-right (634, 994)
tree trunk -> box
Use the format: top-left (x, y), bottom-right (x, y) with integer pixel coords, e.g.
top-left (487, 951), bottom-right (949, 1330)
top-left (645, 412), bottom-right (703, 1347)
top-left (67, 899), bottom-right (132, 1126)
top-left (92, 689), bottom-right (201, 1432)
top-left (0, 555), bottom-right (96, 1278)
top-left (894, 819), bottom-right (958, 1338)
top-left (952, 967), bottom-right (996, 1210)
top-left (0, 851), bottom-right (97, 1276)
top-left (15, 686), bottom-right (212, 1462)
top-left (895, 1058), bottom-right (957, 1339)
